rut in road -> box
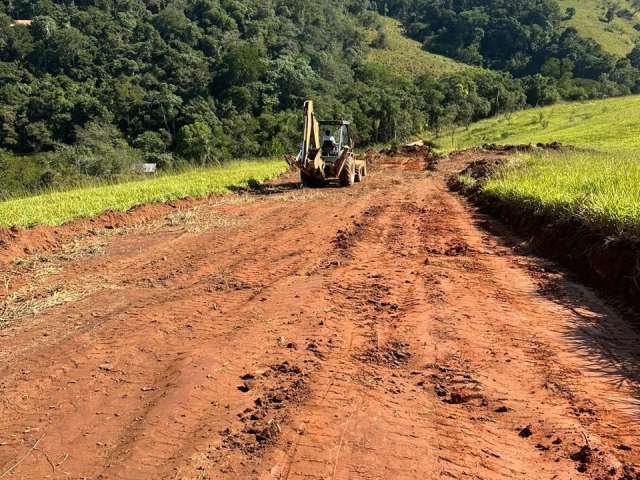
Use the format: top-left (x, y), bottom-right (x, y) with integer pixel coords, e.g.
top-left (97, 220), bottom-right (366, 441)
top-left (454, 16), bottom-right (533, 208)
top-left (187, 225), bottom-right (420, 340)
top-left (1, 149), bottom-right (640, 479)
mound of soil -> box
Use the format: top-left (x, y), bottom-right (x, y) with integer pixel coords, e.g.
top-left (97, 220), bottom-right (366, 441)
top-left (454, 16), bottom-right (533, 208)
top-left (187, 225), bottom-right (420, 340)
top-left (480, 142), bottom-right (567, 153)
top-left (458, 158), bottom-right (507, 183)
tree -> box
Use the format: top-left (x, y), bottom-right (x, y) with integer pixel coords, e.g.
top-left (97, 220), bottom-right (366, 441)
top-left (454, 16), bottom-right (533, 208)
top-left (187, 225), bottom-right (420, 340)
top-left (178, 121), bottom-right (214, 165)
top-left (31, 16), bottom-right (56, 41)
top-left (629, 44), bottom-right (640, 69)
top-left (523, 74), bottom-right (560, 106)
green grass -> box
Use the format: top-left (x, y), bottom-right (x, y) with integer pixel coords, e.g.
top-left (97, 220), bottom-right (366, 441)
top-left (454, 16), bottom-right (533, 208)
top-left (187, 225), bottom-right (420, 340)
top-left (439, 95), bottom-right (640, 151)
top-left (557, 0), bottom-right (640, 56)
top-left (0, 159), bottom-right (287, 228)
top-left (366, 16), bottom-right (477, 79)
top-left (482, 150), bottom-right (640, 236)
top-left (448, 94), bottom-right (640, 238)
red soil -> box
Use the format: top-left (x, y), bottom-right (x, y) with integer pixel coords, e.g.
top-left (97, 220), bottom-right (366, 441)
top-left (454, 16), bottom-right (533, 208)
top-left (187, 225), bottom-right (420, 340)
top-left (1, 148), bottom-right (639, 479)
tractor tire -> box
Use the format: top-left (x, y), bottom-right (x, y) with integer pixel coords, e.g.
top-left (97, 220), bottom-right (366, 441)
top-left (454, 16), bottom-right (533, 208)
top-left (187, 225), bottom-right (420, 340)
top-left (339, 159), bottom-right (356, 187)
top-left (354, 166), bottom-right (362, 183)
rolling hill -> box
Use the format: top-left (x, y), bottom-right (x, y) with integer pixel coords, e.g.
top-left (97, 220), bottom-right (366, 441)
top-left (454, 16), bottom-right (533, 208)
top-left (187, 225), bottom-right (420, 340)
top-left (557, 0), bottom-right (640, 56)
top-left (441, 95), bottom-right (640, 151)
top-left (366, 17), bottom-right (478, 79)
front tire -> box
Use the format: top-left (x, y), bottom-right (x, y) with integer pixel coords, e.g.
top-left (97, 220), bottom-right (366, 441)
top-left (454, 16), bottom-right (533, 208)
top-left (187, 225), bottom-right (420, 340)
top-left (339, 159), bottom-right (355, 187)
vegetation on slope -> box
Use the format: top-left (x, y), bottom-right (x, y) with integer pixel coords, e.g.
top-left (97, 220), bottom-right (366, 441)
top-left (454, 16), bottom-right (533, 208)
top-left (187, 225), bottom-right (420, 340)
top-left (451, 94), bottom-right (640, 240)
top-left (483, 150), bottom-right (640, 236)
top-left (378, 0), bottom-right (640, 102)
top-left (0, 159), bottom-right (286, 228)
top-left (4, 0), bottom-right (640, 213)
top-left (557, 0), bottom-right (640, 56)
top-left (0, 1), bottom-right (528, 199)
top-left (366, 17), bottom-right (474, 79)
top-left (439, 95), bottom-right (640, 150)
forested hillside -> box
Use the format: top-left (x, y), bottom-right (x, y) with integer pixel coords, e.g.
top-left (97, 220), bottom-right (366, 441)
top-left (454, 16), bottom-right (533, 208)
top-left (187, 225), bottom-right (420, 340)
top-left (0, 0), bottom-right (524, 196)
top-left (377, 0), bottom-right (640, 101)
top-left (2, 0), bottom-right (640, 198)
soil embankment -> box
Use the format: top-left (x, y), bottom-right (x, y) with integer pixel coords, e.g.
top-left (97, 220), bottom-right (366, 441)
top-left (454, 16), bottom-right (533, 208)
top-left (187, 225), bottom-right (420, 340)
top-left (449, 146), bottom-right (640, 312)
top-left (1, 146), bottom-right (640, 479)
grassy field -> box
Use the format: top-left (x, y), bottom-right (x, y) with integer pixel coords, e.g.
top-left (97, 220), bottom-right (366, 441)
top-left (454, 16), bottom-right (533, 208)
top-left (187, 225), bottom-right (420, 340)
top-left (366, 17), bottom-right (477, 79)
top-left (480, 150), bottom-right (640, 236)
top-left (439, 95), bottom-right (640, 151)
top-left (0, 159), bottom-right (287, 228)
top-left (557, 0), bottom-right (640, 56)
top-left (450, 94), bottom-right (640, 237)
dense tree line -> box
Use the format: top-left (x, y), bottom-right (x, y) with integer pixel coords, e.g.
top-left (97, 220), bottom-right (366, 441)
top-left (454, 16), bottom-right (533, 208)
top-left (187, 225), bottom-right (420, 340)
top-left (375, 0), bottom-right (640, 102)
top-left (0, 0), bottom-right (527, 196)
top-left (0, 0), bottom-right (639, 197)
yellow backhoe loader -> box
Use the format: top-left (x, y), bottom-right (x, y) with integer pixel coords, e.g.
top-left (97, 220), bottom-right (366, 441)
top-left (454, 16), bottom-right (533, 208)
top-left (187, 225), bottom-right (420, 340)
top-left (292, 100), bottom-right (367, 187)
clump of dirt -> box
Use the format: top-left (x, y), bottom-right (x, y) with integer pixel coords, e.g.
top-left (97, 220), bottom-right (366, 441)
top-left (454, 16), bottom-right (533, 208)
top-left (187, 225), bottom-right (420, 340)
top-left (332, 205), bottom-right (384, 257)
top-left (444, 239), bottom-right (471, 256)
top-left (519, 425), bottom-right (534, 438)
top-left (481, 142), bottom-right (566, 152)
top-left (425, 239), bottom-right (471, 257)
top-left (570, 445), bottom-right (593, 473)
top-left (424, 363), bottom-right (488, 407)
top-left (205, 272), bottom-right (258, 292)
top-left (356, 341), bottom-right (411, 368)
top-left (222, 362), bottom-right (308, 454)
top-left (460, 159), bottom-right (506, 182)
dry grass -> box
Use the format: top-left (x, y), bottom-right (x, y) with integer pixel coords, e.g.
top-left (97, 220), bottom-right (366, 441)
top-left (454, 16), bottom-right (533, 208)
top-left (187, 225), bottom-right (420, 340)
top-left (0, 283), bottom-right (95, 326)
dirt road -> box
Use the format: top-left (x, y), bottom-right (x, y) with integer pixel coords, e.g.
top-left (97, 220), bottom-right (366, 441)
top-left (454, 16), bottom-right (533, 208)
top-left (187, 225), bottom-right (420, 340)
top-left (1, 149), bottom-right (640, 479)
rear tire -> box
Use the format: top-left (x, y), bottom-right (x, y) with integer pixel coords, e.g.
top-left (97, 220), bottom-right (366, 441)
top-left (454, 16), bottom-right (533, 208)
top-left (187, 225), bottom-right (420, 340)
top-left (339, 159), bottom-right (355, 187)
top-left (354, 166), bottom-right (362, 183)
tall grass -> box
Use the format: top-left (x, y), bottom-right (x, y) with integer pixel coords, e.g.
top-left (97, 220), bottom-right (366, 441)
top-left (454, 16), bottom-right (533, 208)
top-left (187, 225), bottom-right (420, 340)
top-left (0, 159), bottom-right (287, 228)
top-left (483, 150), bottom-right (640, 236)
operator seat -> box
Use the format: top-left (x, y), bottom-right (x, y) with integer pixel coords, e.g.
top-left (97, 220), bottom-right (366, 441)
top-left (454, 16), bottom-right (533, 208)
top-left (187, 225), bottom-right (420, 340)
top-left (322, 140), bottom-right (338, 157)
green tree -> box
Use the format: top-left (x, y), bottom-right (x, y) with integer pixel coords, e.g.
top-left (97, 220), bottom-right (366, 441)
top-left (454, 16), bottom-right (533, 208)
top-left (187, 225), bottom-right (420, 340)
top-left (178, 121), bottom-right (214, 165)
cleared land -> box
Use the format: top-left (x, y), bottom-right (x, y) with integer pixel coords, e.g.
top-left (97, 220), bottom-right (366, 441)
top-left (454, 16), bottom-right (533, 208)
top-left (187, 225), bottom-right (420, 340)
top-left (557, 0), bottom-right (640, 56)
top-left (444, 95), bottom-right (640, 241)
top-left (442, 95), bottom-right (640, 151)
top-left (0, 159), bottom-right (286, 227)
top-left (1, 150), bottom-right (639, 479)
top-left (366, 16), bottom-right (476, 78)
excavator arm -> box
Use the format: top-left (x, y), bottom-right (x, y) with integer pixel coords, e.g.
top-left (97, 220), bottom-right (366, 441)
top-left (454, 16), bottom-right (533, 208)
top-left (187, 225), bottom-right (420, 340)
top-left (302, 100), bottom-right (323, 171)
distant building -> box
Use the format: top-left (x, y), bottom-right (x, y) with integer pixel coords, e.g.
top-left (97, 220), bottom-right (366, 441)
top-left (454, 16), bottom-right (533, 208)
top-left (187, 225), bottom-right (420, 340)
top-left (142, 163), bottom-right (158, 174)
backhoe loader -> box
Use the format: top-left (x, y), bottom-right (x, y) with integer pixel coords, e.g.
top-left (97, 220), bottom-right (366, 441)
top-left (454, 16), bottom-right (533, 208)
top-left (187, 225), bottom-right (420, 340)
top-left (292, 100), bottom-right (367, 187)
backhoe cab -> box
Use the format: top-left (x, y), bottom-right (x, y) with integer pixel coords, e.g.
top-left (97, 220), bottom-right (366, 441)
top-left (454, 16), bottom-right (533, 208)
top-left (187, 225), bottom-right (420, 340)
top-left (294, 100), bottom-right (367, 188)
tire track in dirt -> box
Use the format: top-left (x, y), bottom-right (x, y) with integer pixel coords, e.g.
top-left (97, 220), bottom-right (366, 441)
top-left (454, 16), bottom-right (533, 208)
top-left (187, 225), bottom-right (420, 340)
top-left (1, 150), bottom-right (640, 479)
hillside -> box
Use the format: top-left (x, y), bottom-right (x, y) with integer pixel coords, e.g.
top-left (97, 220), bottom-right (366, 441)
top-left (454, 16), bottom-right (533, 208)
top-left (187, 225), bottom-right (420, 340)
top-left (366, 17), bottom-right (475, 79)
top-left (2, 0), bottom-right (640, 202)
top-left (557, 0), bottom-right (640, 56)
top-left (441, 95), bottom-right (640, 151)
